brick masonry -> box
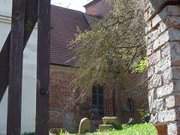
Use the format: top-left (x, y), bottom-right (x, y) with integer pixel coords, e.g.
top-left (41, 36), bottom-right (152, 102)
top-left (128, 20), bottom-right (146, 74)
top-left (48, 65), bottom-right (114, 131)
top-left (49, 65), bottom-right (80, 132)
top-left (145, 0), bottom-right (180, 134)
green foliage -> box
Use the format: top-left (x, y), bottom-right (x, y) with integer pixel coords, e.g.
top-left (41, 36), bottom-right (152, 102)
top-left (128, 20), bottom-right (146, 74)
top-left (58, 129), bottom-right (67, 135)
top-left (59, 123), bottom-right (157, 135)
top-left (49, 128), bottom-right (66, 135)
top-left (102, 123), bottom-right (157, 135)
top-left (137, 108), bottom-right (150, 122)
top-left (133, 57), bottom-right (148, 73)
top-left (72, 0), bottom-right (146, 90)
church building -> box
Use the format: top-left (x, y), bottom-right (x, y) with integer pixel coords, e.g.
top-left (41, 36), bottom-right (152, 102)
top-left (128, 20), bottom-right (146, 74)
top-left (0, 0), bottom-right (146, 134)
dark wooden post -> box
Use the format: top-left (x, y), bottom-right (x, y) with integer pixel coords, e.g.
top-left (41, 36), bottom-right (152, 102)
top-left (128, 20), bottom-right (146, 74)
top-left (35, 0), bottom-right (50, 134)
top-left (0, 0), bottom-right (38, 102)
top-left (7, 0), bottom-right (26, 134)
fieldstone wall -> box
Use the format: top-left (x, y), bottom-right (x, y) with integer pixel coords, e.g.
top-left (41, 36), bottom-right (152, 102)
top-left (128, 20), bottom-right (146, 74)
top-left (145, 0), bottom-right (180, 134)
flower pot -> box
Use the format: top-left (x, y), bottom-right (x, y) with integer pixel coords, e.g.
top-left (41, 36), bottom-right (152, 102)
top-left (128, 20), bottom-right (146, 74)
top-left (155, 123), bottom-right (167, 135)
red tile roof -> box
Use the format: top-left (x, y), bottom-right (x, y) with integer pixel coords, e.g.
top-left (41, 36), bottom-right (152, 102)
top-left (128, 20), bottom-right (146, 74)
top-left (50, 6), bottom-right (90, 66)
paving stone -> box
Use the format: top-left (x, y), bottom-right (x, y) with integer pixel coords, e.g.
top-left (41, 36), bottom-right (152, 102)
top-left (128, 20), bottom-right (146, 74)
top-left (155, 56), bottom-right (171, 73)
top-left (167, 96), bottom-right (180, 109)
top-left (148, 74), bottom-right (162, 89)
top-left (158, 109), bottom-right (176, 122)
top-left (156, 82), bottom-right (174, 98)
top-left (162, 68), bottom-right (172, 84)
top-left (148, 50), bottom-right (161, 66)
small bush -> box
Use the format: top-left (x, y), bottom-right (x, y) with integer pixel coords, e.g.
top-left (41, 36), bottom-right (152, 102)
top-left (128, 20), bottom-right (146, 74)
top-left (59, 123), bottom-right (157, 135)
top-left (116, 123), bottom-right (157, 135)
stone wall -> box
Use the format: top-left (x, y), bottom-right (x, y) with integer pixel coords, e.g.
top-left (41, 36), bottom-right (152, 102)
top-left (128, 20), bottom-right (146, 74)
top-left (145, 0), bottom-right (180, 134)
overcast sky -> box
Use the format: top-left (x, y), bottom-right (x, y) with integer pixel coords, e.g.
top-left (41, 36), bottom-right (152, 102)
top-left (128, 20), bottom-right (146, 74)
top-left (51, 0), bottom-right (92, 12)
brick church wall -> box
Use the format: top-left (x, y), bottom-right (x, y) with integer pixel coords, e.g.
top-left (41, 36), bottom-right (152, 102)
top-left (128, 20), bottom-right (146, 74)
top-left (117, 73), bottom-right (149, 122)
top-left (48, 65), bottom-right (114, 131)
top-left (103, 84), bottom-right (114, 116)
top-left (49, 65), bottom-right (81, 132)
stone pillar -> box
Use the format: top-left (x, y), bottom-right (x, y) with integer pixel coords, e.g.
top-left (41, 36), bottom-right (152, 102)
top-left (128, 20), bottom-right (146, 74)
top-left (145, 0), bottom-right (180, 135)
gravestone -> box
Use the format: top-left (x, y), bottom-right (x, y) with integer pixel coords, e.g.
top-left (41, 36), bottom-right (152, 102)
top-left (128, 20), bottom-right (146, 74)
top-left (78, 118), bottom-right (91, 134)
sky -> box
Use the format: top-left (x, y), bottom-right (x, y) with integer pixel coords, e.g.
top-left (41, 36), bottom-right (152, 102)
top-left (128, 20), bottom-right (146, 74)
top-left (51, 0), bottom-right (92, 12)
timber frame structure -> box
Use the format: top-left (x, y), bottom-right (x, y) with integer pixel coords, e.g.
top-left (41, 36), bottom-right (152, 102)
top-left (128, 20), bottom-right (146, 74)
top-left (0, 0), bottom-right (50, 135)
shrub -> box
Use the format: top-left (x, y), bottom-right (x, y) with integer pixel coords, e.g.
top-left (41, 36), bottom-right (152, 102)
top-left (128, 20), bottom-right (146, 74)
top-left (96, 123), bottom-right (157, 135)
top-left (59, 123), bottom-right (157, 135)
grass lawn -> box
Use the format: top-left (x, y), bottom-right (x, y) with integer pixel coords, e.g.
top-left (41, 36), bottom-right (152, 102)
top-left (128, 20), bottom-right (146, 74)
top-left (61, 123), bottom-right (157, 135)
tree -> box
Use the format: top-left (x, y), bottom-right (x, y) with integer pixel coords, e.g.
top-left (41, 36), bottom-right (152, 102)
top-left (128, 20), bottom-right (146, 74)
top-left (71, 0), bottom-right (146, 91)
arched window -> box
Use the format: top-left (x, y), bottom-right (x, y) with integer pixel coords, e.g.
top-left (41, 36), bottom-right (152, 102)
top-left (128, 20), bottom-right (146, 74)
top-left (92, 85), bottom-right (104, 118)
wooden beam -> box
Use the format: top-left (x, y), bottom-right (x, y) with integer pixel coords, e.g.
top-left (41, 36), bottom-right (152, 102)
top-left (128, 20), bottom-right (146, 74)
top-left (35, 0), bottom-right (50, 134)
top-left (0, 0), bottom-right (38, 102)
top-left (6, 0), bottom-right (26, 134)
top-left (0, 36), bottom-right (10, 100)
